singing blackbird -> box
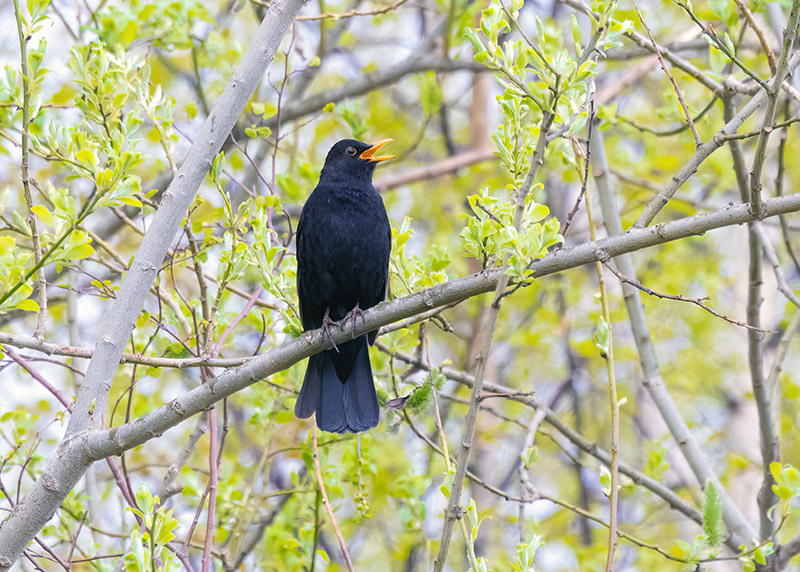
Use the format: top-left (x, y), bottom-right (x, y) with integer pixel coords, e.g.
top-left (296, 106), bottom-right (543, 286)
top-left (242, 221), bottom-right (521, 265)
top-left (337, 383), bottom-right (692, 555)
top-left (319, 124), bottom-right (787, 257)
top-left (294, 138), bottom-right (394, 433)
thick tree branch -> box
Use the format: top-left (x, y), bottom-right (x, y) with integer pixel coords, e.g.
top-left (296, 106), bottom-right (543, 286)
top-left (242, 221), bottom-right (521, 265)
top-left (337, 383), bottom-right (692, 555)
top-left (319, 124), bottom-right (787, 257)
top-left (724, 94), bottom-right (781, 540)
top-left (0, 0), bottom-right (306, 565)
top-left (64, 191), bottom-right (800, 462)
top-left (263, 57), bottom-right (484, 128)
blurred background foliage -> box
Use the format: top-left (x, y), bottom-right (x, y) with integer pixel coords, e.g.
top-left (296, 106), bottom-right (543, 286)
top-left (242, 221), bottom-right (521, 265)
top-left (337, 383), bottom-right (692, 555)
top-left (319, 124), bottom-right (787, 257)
top-left (1, 0), bottom-right (800, 569)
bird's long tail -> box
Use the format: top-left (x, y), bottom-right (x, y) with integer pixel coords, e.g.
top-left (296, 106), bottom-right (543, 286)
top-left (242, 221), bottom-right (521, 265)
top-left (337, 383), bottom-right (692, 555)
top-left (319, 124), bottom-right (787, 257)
top-left (294, 336), bottom-right (379, 433)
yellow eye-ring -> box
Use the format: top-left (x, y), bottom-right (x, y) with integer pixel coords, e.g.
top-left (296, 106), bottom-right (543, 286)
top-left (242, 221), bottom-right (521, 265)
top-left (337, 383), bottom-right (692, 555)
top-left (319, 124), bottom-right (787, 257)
top-left (345, 147), bottom-right (357, 156)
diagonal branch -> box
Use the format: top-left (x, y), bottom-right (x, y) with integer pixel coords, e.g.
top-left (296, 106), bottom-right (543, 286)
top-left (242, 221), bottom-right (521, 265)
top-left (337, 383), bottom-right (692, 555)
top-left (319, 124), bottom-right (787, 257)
top-left (724, 94), bottom-right (781, 540)
top-left (591, 127), bottom-right (757, 546)
top-left (748, 0), bottom-right (800, 217)
top-left (631, 0), bottom-right (703, 147)
top-left (0, 0), bottom-right (306, 566)
top-left (633, 49), bottom-right (800, 228)
top-left (80, 191), bottom-right (800, 464)
top-left (434, 111), bottom-right (554, 572)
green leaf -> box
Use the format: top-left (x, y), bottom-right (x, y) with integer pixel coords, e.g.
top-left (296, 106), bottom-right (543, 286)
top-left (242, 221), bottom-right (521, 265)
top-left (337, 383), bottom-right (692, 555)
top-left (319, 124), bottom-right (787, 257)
top-left (65, 243), bottom-right (94, 260)
top-left (75, 148), bottom-right (96, 171)
top-left (185, 101), bottom-right (198, 119)
top-left (15, 299), bottom-right (39, 312)
top-left (31, 204), bottom-right (54, 226)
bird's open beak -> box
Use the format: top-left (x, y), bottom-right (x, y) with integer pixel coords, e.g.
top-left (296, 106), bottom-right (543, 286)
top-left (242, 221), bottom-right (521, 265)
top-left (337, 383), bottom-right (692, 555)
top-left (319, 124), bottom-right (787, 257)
top-left (360, 139), bottom-right (395, 162)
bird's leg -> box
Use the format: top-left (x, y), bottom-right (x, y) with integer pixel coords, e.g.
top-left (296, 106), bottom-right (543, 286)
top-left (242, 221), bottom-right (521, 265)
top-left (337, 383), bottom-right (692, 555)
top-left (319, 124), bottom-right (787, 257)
top-left (321, 307), bottom-right (339, 352)
top-left (343, 303), bottom-right (365, 339)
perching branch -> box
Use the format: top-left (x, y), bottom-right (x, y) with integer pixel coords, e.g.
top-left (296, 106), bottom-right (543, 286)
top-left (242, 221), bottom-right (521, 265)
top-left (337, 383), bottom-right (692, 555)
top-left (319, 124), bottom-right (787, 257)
top-left (2, 191), bottom-right (798, 566)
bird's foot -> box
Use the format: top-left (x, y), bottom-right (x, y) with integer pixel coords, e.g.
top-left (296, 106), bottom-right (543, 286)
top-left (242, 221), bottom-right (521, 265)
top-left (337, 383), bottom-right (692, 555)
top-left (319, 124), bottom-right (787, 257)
top-left (321, 308), bottom-right (339, 352)
top-left (343, 303), bottom-right (365, 339)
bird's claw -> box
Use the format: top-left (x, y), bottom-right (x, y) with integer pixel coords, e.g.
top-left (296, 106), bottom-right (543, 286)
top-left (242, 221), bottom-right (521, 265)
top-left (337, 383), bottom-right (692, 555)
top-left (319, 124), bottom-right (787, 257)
top-left (321, 308), bottom-right (339, 352)
top-left (343, 304), bottom-right (365, 339)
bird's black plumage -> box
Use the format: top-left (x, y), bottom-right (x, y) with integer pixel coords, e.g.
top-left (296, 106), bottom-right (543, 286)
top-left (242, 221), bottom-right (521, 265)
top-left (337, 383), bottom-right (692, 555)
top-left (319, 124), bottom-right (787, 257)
top-left (294, 139), bottom-right (393, 433)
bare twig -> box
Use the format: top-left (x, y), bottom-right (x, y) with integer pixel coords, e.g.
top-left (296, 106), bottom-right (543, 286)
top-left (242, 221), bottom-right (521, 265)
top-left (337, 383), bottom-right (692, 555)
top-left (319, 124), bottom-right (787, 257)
top-left (201, 408), bottom-right (218, 572)
top-left (631, 0), bottom-right (702, 146)
top-left (717, 116), bottom-right (800, 141)
top-left (733, 0), bottom-right (778, 73)
top-left (312, 426), bottom-right (354, 572)
top-left (562, 82), bottom-right (596, 236)
top-left (5, 348), bottom-right (73, 411)
top-left (160, 413), bottom-right (209, 499)
top-left (601, 259), bottom-right (777, 333)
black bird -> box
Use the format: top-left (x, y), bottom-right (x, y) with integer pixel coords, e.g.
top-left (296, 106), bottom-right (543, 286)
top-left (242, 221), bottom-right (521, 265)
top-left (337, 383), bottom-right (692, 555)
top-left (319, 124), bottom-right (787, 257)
top-left (294, 138), bottom-right (394, 433)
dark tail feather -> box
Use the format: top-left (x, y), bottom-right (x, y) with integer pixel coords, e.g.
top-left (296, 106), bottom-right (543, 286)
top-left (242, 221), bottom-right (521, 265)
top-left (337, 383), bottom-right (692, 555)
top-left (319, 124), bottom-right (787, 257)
top-left (294, 337), bottom-right (379, 434)
top-left (342, 340), bottom-right (379, 432)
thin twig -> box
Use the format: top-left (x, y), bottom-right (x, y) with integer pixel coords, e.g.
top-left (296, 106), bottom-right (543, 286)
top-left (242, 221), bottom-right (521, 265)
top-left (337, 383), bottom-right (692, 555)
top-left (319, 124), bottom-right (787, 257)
top-left (748, 0), bottom-right (800, 217)
top-left (13, 0), bottom-right (47, 339)
top-left (733, 0), bottom-right (778, 73)
top-left (585, 179), bottom-right (619, 572)
top-left (5, 347), bottom-right (73, 411)
top-left (601, 258), bottom-right (777, 333)
top-left (717, 116), bottom-right (800, 141)
top-left (312, 426), bottom-right (354, 572)
top-left (562, 81), bottom-right (596, 236)
top-left (632, 0), bottom-right (702, 146)
top-left (201, 407), bottom-right (218, 572)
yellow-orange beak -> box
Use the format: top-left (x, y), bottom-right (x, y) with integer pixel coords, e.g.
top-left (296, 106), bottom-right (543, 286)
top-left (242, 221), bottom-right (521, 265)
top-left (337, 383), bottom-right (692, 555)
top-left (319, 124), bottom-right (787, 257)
top-left (360, 138), bottom-right (395, 162)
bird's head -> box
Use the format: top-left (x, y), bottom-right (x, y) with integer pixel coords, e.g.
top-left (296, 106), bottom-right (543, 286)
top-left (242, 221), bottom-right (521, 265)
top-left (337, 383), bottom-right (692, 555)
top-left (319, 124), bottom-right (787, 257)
top-left (320, 138), bottom-right (394, 182)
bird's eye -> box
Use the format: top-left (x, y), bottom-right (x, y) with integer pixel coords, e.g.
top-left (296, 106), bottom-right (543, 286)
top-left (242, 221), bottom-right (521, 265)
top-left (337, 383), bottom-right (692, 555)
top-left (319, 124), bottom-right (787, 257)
top-left (345, 147), bottom-right (357, 156)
